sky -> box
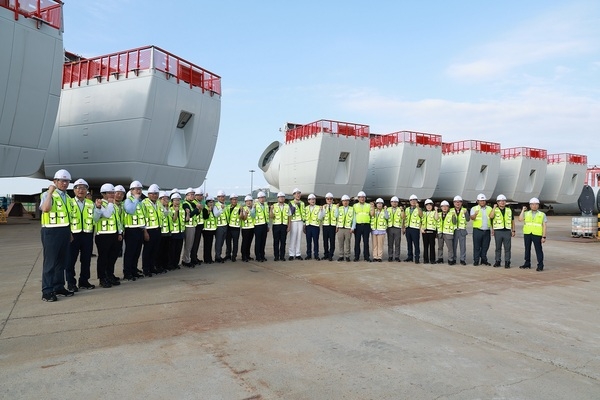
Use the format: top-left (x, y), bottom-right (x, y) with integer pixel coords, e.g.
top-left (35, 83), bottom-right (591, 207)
top-left (2, 0), bottom-right (600, 196)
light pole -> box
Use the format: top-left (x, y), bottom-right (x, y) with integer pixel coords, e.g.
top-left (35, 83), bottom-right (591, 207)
top-left (249, 169), bottom-right (255, 195)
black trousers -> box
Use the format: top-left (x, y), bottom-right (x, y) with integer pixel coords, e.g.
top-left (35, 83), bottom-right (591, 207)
top-left (472, 228), bottom-right (491, 264)
top-left (405, 227), bottom-right (420, 260)
top-left (123, 227), bottom-right (144, 276)
top-left (168, 233), bottom-right (184, 268)
top-left (354, 223), bottom-right (371, 260)
top-left (272, 224), bottom-right (287, 260)
top-left (142, 228), bottom-right (161, 273)
top-left (158, 234), bottom-right (171, 269)
top-left (191, 224), bottom-right (203, 263)
top-left (523, 234), bottom-right (544, 268)
top-left (421, 231), bottom-right (436, 262)
top-left (241, 228), bottom-right (254, 261)
top-left (203, 230), bottom-right (215, 263)
top-left (322, 225), bottom-right (336, 259)
top-left (41, 226), bottom-right (70, 294)
top-left (95, 233), bottom-right (120, 281)
top-left (254, 224), bottom-right (268, 261)
top-left (67, 231), bottom-right (93, 286)
top-left (226, 226), bottom-right (240, 260)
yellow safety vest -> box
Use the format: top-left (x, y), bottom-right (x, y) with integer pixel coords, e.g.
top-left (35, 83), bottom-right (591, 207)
top-left (41, 191), bottom-right (72, 228)
top-left (471, 205), bottom-right (492, 229)
top-left (272, 203), bottom-right (290, 225)
top-left (289, 200), bottom-right (305, 222)
top-left (194, 200), bottom-right (204, 225)
top-left (304, 205), bottom-right (321, 227)
top-left (124, 196), bottom-right (146, 228)
top-left (70, 198), bottom-right (95, 233)
top-left (523, 211), bottom-right (545, 236)
top-left (421, 210), bottom-right (437, 231)
top-left (337, 206), bottom-right (354, 229)
top-left (388, 207), bottom-right (403, 228)
top-left (254, 202), bottom-right (269, 225)
top-left (492, 207), bottom-right (513, 230)
top-left (370, 210), bottom-right (388, 230)
top-left (240, 206), bottom-right (255, 229)
top-left (183, 200), bottom-right (197, 228)
top-left (454, 207), bottom-right (468, 229)
top-left (95, 200), bottom-right (119, 234)
top-left (160, 204), bottom-right (172, 234)
top-left (353, 203), bottom-right (371, 224)
top-left (228, 204), bottom-right (241, 228)
top-left (143, 198), bottom-right (161, 229)
top-left (215, 202), bottom-right (228, 227)
top-left (405, 207), bottom-right (421, 229)
top-left (204, 210), bottom-right (217, 231)
top-left (322, 204), bottom-right (337, 227)
top-left (170, 206), bottom-right (185, 234)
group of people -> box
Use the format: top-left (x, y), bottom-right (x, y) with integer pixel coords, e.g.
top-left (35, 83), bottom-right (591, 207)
top-left (39, 169), bottom-right (548, 303)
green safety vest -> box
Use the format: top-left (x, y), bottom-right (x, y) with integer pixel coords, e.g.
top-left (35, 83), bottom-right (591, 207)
top-left (204, 210), bottom-right (217, 231)
top-left (170, 206), bottom-right (185, 234)
top-left (228, 204), bottom-right (241, 228)
top-left (523, 211), bottom-right (545, 236)
top-left (454, 207), bottom-right (468, 229)
top-left (337, 206), bottom-right (354, 229)
top-left (421, 210), bottom-right (438, 231)
top-left (388, 207), bottom-right (403, 228)
top-left (254, 202), bottom-right (269, 225)
top-left (124, 196), bottom-right (146, 228)
top-left (142, 198), bottom-right (161, 229)
top-left (471, 205), bottom-right (492, 229)
top-left (41, 191), bottom-right (72, 228)
top-left (437, 211), bottom-right (457, 235)
top-left (353, 203), bottom-right (371, 224)
top-left (289, 200), bottom-right (305, 222)
top-left (405, 207), bottom-right (421, 229)
top-left (304, 205), bottom-right (321, 227)
top-left (272, 203), bottom-right (290, 225)
top-left (183, 200), bottom-right (197, 228)
top-left (492, 207), bottom-right (513, 230)
top-left (70, 197), bottom-right (95, 233)
top-left (194, 200), bottom-right (204, 225)
top-left (240, 206), bottom-right (255, 229)
top-left (370, 209), bottom-right (388, 230)
top-left (215, 202), bottom-right (228, 227)
top-left (160, 204), bottom-right (172, 234)
top-left (322, 204), bottom-right (337, 227)
top-left (95, 200), bottom-right (119, 234)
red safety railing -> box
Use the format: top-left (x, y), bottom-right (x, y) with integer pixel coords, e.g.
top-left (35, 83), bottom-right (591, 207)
top-left (442, 140), bottom-right (501, 154)
top-left (370, 131), bottom-right (442, 149)
top-left (547, 153), bottom-right (588, 165)
top-left (62, 46), bottom-right (221, 95)
top-left (584, 167), bottom-right (600, 187)
top-left (1, 0), bottom-right (62, 29)
top-left (501, 147), bottom-right (547, 160)
top-left (285, 119), bottom-right (370, 143)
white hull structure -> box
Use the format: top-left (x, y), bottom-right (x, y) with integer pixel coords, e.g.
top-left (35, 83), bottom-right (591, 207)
top-left (365, 131), bottom-right (442, 200)
top-left (538, 154), bottom-right (587, 204)
top-left (45, 46), bottom-right (221, 188)
top-left (549, 166), bottom-right (599, 214)
top-left (259, 120), bottom-right (370, 197)
top-left (433, 140), bottom-right (501, 202)
top-left (492, 147), bottom-right (547, 203)
top-left (0, 1), bottom-right (63, 177)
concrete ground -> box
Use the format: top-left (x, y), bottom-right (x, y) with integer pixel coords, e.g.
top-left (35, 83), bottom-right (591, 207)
top-left (0, 216), bottom-right (599, 399)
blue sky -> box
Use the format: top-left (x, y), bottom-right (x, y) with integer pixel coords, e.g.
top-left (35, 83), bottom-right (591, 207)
top-left (3, 0), bottom-right (600, 195)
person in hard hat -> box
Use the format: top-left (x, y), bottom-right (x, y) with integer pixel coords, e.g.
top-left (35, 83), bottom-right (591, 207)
top-left (518, 198), bottom-right (547, 271)
top-left (213, 189), bottom-right (229, 263)
top-left (39, 170), bottom-right (76, 301)
top-left (270, 192), bottom-right (291, 261)
top-left (93, 183), bottom-right (123, 288)
top-left (420, 199), bottom-right (439, 264)
top-left (352, 191), bottom-right (371, 262)
top-left (201, 196), bottom-right (217, 264)
top-left (239, 195), bottom-right (256, 262)
top-left (470, 193), bottom-right (493, 266)
top-left (168, 192), bottom-right (186, 269)
top-left (387, 196), bottom-right (404, 262)
top-left (451, 195), bottom-right (469, 265)
top-left (113, 185), bottom-right (126, 261)
top-left (370, 198), bottom-right (389, 262)
top-left (436, 200), bottom-right (457, 264)
top-left (181, 187), bottom-right (200, 267)
top-left (288, 188), bottom-right (305, 260)
top-left (225, 194), bottom-right (242, 262)
top-left (253, 191), bottom-right (270, 262)
top-left (190, 188), bottom-right (205, 266)
top-left (491, 194), bottom-right (515, 268)
top-left (404, 194), bottom-right (423, 264)
top-left (303, 194), bottom-right (324, 260)
top-left (336, 195), bottom-right (353, 262)
top-left (157, 191), bottom-right (173, 271)
top-left (66, 178), bottom-right (96, 292)
top-left (122, 180), bottom-right (147, 280)
top-left (322, 192), bottom-right (338, 261)
top-left (141, 184), bottom-right (165, 276)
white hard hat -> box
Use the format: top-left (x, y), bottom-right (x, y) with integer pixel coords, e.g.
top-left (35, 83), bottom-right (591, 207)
top-left (453, 195), bottom-right (463, 202)
top-left (391, 196), bottom-right (399, 202)
top-left (159, 191), bottom-right (167, 198)
top-left (114, 185), bottom-right (126, 193)
top-left (53, 169), bottom-right (71, 181)
top-left (100, 183), bottom-right (115, 193)
top-left (257, 191), bottom-right (266, 198)
top-left (195, 187), bottom-right (204, 195)
top-left (440, 200), bottom-right (450, 206)
top-left (206, 196), bottom-right (214, 201)
top-left (170, 188), bottom-right (178, 194)
top-left (73, 178), bottom-right (88, 187)
top-left (376, 198), bottom-right (384, 203)
top-left (186, 187), bottom-right (195, 194)
top-left (357, 191), bottom-right (366, 197)
top-left (424, 199), bottom-right (433, 205)
top-left (217, 190), bottom-right (225, 196)
top-left (325, 192), bottom-right (334, 198)
top-left (308, 194), bottom-right (316, 200)
top-left (341, 194), bottom-right (350, 201)
top-left (409, 194), bottom-right (418, 201)
top-left (130, 180), bottom-right (143, 189)
top-left (171, 192), bottom-right (181, 200)
top-left (148, 184), bottom-right (160, 193)
top-left (476, 193), bottom-right (487, 201)
top-left (229, 193), bottom-right (237, 199)
top-left (496, 194), bottom-right (507, 201)
top-left (293, 188), bottom-right (301, 194)
top-left (529, 197), bottom-right (540, 204)
top-left (277, 192), bottom-right (285, 197)
top-left (244, 195), bottom-right (253, 201)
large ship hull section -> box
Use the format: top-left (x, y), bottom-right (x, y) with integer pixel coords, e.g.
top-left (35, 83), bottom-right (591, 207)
top-left (0, 3), bottom-right (63, 177)
top-left (538, 154), bottom-right (587, 204)
top-left (45, 65), bottom-right (220, 188)
top-left (492, 148), bottom-right (547, 203)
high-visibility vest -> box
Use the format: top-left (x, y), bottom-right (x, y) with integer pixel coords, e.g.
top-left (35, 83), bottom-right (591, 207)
top-left (254, 202), bottom-right (269, 225)
top-left (170, 206), bottom-right (185, 234)
top-left (454, 207), bottom-right (468, 229)
top-left (142, 198), bottom-right (161, 229)
top-left (471, 205), bottom-right (492, 229)
top-left (370, 210), bottom-right (388, 230)
top-left (405, 207), bottom-right (421, 229)
top-left (240, 206), bottom-right (255, 229)
top-left (289, 200), bottom-right (305, 222)
top-left (70, 198), bottom-right (95, 233)
top-left (492, 207), bottom-right (513, 230)
top-left (215, 202), bottom-right (228, 227)
top-left (353, 203), bottom-right (371, 224)
top-left (388, 207), bottom-right (403, 228)
top-left (421, 210), bottom-right (437, 231)
top-left (124, 196), bottom-right (146, 228)
top-left (228, 204), bottom-right (241, 228)
top-left (95, 200), bottom-right (119, 234)
top-left (272, 203), bottom-right (290, 225)
top-left (194, 200), bottom-right (204, 225)
top-left (204, 210), bottom-right (217, 231)
top-left (160, 204), bottom-right (172, 234)
top-left (337, 206), bottom-right (354, 229)
top-left (183, 200), bottom-right (197, 228)
top-left (438, 211), bottom-right (456, 235)
top-left (322, 204), bottom-right (337, 226)
top-left (523, 211), bottom-right (545, 236)
top-left (304, 205), bottom-right (321, 227)
top-left (41, 191), bottom-right (72, 228)
top-left (113, 202), bottom-right (124, 233)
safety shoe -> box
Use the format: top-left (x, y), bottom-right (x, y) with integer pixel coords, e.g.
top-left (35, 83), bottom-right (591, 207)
top-left (54, 287), bottom-right (75, 297)
top-left (67, 285), bottom-right (79, 293)
top-left (505, 262), bottom-right (511, 269)
top-left (79, 281), bottom-right (96, 290)
top-left (493, 262), bottom-right (501, 268)
top-left (42, 292), bottom-right (57, 302)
